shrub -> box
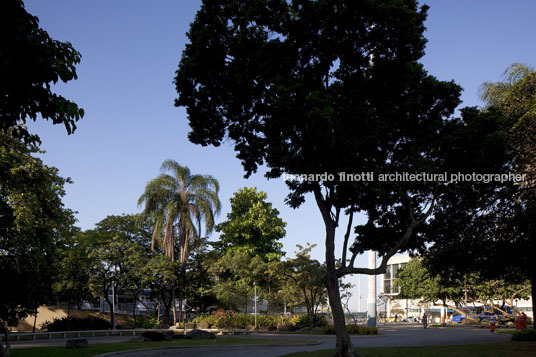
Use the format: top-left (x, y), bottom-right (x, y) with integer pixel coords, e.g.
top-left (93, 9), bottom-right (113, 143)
top-left (193, 312), bottom-right (292, 329)
top-left (128, 315), bottom-right (161, 329)
top-left (41, 316), bottom-right (111, 332)
top-left (511, 328), bottom-right (536, 341)
top-left (324, 325), bottom-right (378, 335)
top-left (289, 314), bottom-right (327, 329)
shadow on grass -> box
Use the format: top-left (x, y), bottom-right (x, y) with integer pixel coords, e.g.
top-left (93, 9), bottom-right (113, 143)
top-left (10, 336), bottom-right (317, 357)
top-left (282, 341), bottom-right (536, 357)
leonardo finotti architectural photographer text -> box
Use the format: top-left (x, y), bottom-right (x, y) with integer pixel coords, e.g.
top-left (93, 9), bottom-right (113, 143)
top-left (282, 172), bottom-right (526, 183)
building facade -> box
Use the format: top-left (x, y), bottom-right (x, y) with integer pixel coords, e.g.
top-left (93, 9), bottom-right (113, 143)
top-left (380, 254), bottom-right (533, 323)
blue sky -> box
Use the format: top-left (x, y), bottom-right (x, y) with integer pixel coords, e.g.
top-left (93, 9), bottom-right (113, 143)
top-left (23, 0), bottom-right (536, 312)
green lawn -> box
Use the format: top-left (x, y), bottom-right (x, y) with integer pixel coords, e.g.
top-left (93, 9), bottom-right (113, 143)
top-left (496, 329), bottom-right (517, 335)
top-left (282, 341), bottom-right (536, 357)
top-left (10, 337), bottom-right (315, 357)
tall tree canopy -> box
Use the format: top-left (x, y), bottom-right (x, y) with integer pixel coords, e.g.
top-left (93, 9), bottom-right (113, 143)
top-left (174, 1), bottom-right (513, 354)
top-left (281, 244), bottom-right (327, 321)
top-left (480, 63), bottom-right (536, 178)
top-left (423, 63), bottom-right (536, 327)
top-left (138, 159), bottom-right (220, 323)
top-left (78, 214), bottom-right (153, 328)
top-left (0, 131), bottom-right (76, 327)
top-left (216, 187), bottom-right (286, 261)
top-left (0, 0), bottom-right (84, 143)
top-left (138, 160), bottom-right (221, 262)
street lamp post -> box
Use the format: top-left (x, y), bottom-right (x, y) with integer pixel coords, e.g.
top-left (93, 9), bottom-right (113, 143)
top-left (254, 282), bottom-right (257, 330)
top-left (111, 282), bottom-right (116, 330)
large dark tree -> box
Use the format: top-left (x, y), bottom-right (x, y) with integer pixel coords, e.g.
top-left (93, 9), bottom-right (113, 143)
top-left (79, 214), bottom-right (153, 329)
top-left (174, 1), bottom-right (514, 354)
top-left (0, 131), bottom-right (76, 354)
top-left (423, 64), bottom-right (536, 328)
top-left (0, 0), bottom-right (84, 143)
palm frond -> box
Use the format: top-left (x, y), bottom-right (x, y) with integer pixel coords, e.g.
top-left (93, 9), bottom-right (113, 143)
top-left (480, 63), bottom-right (535, 107)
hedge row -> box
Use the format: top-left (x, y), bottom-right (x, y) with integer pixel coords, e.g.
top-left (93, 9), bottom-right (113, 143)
top-left (323, 325), bottom-right (378, 335)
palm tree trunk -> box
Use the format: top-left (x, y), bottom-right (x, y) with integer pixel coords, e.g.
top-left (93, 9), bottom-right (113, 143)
top-left (172, 288), bottom-right (178, 325)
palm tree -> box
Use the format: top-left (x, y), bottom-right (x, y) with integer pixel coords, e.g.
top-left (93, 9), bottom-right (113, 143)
top-left (138, 160), bottom-right (221, 324)
top-left (479, 62), bottom-right (535, 107)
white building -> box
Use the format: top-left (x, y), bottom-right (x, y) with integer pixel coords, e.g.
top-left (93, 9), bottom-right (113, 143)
top-left (380, 254), bottom-right (533, 323)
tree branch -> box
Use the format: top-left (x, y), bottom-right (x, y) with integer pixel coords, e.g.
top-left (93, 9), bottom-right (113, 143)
top-left (336, 185), bottom-right (438, 278)
top-left (341, 208), bottom-right (355, 268)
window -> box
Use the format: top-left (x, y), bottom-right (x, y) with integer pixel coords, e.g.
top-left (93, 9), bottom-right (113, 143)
top-left (385, 265), bottom-right (392, 280)
top-left (384, 280), bottom-right (391, 294)
top-left (383, 263), bottom-right (403, 294)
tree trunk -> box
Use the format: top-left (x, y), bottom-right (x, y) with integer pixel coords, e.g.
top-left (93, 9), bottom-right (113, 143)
top-left (104, 291), bottom-right (115, 330)
top-left (244, 302), bottom-right (248, 332)
top-left (163, 298), bottom-right (171, 326)
top-left (157, 301), bottom-right (161, 324)
top-left (326, 263), bottom-right (358, 356)
top-left (67, 303), bottom-right (71, 331)
top-left (172, 288), bottom-right (178, 325)
top-left (314, 188), bottom-right (358, 357)
top-left (32, 308), bottom-right (38, 333)
top-left (178, 263), bottom-right (187, 323)
top-left (132, 292), bottom-right (138, 326)
top-left (1, 325), bottom-right (10, 357)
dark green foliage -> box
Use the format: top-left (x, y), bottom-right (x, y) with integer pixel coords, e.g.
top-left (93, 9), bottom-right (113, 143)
top-left (127, 316), bottom-right (161, 329)
top-left (184, 238), bottom-right (218, 314)
top-left (324, 325), bottom-right (377, 335)
top-left (192, 313), bottom-right (318, 330)
top-left (174, 0), bottom-right (517, 353)
top-left (289, 314), bottom-right (327, 329)
top-left (281, 244), bottom-right (326, 320)
top-left (511, 329), bottom-right (536, 341)
top-left (78, 214), bottom-right (154, 329)
top-left (141, 331), bottom-right (169, 341)
top-left (0, 0), bottom-right (84, 143)
top-left (0, 132), bottom-right (76, 326)
top-left (40, 316), bottom-right (111, 332)
top-left (215, 187), bottom-right (285, 261)
top-left (53, 236), bottom-right (92, 312)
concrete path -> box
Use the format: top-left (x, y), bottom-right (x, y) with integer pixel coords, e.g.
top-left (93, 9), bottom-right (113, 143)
top-left (93, 325), bottom-right (511, 356)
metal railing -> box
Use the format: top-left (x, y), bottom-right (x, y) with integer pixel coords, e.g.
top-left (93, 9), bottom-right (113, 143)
top-left (1, 328), bottom-right (169, 342)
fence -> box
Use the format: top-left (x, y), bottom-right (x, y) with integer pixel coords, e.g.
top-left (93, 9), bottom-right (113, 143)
top-left (0, 328), bottom-right (169, 342)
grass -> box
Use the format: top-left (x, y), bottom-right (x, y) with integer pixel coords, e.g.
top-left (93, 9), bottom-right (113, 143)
top-left (281, 342), bottom-right (536, 356)
top-left (496, 329), bottom-right (517, 335)
top-left (10, 337), bottom-right (316, 357)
